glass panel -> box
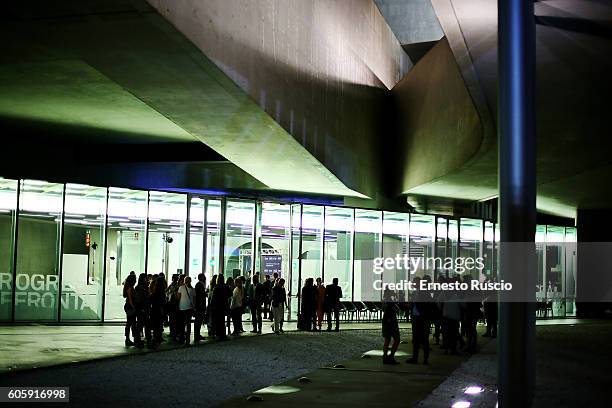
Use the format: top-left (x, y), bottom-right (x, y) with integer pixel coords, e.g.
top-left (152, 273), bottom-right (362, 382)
top-left (260, 203), bottom-right (290, 320)
top-left (564, 227), bottom-right (577, 316)
top-left (147, 191), bottom-right (187, 279)
top-left (15, 180), bottom-right (64, 321)
top-left (0, 178), bottom-right (18, 321)
top-left (354, 209), bottom-right (382, 301)
top-left (224, 200), bottom-right (255, 279)
top-left (188, 197), bottom-right (205, 283)
top-left (459, 218), bottom-right (483, 280)
top-left (435, 217), bottom-right (448, 279)
top-left (382, 212), bottom-right (409, 301)
top-left (448, 219), bottom-right (458, 278)
top-left (536, 225), bottom-right (546, 301)
top-left (290, 204), bottom-right (301, 320)
top-left (409, 214), bottom-right (435, 280)
top-left (260, 203), bottom-right (290, 279)
top-left (324, 207), bottom-right (353, 301)
top-left (205, 199), bottom-right (222, 281)
top-left (300, 205), bottom-right (323, 292)
top-left (546, 225), bottom-right (565, 316)
top-left (104, 188), bottom-right (147, 321)
top-left (61, 184), bottom-right (106, 321)
top-left (484, 221), bottom-right (495, 279)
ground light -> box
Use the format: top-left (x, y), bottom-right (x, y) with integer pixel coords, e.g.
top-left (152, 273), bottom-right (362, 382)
top-left (464, 385), bottom-right (485, 395)
top-left (451, 401), bottom-right (471, 408)
top-left (254, 385), bottom-right (301, 395)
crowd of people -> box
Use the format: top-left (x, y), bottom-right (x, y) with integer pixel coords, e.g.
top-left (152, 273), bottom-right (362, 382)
top-left (122, 271), bottom-right (498, 367)
top-left (122, 271), bottom-right (300, 347)
top-left (381, 275), bottom-right (498, 365)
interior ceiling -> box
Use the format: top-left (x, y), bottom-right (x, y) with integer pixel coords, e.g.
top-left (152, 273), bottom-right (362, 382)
top-left (410, 0), bottom-right (612, 219)
top-left (0, 0), bottom-right (363, 198)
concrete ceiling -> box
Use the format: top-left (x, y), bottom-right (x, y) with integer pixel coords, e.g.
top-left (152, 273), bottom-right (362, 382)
top-left (401, 0), bottom-right (612, 218)
top-left (0, 0), bottom-right (364, 198)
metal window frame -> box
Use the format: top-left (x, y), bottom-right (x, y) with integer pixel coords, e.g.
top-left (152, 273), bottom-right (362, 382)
top-left (56, 184), bottom-right (67, 322)
top-left (9, 180), bottom-right (21, 323)
top-left (100, 188), bottom-right (110, 323)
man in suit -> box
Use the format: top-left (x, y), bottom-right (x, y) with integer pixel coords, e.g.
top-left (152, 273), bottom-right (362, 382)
top-left (194, 273), bottom-right (207, 342)
top-left (325, 278), bottom-right (343, 331)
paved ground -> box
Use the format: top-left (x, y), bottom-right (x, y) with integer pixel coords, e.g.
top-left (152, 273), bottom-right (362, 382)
top-left (0, 318), bottom-right (599, 408)
top-left (418, 320), bottom-right (612, 407)
top-left (0, 321), bottom-right (409, 374)
top-left (218, 327), bottom-right (490, 408)
top-left (0, 329), bottom-right (386, 407)
top-left (0, 318), bottom-right (577, 374)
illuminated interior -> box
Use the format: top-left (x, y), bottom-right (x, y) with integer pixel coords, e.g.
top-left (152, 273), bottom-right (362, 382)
top-left (0, 176), bottom-right (576, 322)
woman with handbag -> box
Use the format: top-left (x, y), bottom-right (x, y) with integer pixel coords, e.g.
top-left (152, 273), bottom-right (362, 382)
top-left (123, 273), bottom-right (137, 347)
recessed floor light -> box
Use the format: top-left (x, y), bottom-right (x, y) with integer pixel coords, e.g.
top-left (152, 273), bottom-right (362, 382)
top-left (464, 385), bottom-right (484, 395)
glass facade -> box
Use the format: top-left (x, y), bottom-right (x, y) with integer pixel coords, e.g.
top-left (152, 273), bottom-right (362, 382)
top-left (354, 209), bottom-right (382, 302)
top-left (409, 214), bottom-right (435, 280)
top-left (0, 175), bottom-right (580, 322)
top-left (147, 192), bottom-right (187, 279)
top-left (61, 184), bottom-right (107, 321)
top-left (382, 212), bottom-right (409, 300)
top-left (324, 207), bottom-right (353, 300)
top-left (14, 180), bottom-right (64, 322)
top-left (0, 178), bottom-right (18, 321)
top-left (224, 200), bottom-right (255, 278)
top-left (535, 225), bottom-right (578, 318)
top-left (104, 188), bottom-right (147, 321)
top-left (459, 218), bottom-right (483, 280)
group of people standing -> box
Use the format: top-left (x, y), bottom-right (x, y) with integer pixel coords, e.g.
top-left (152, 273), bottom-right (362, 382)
top-left (122, 271), bottom-right (292, 347)
top-left (381, 275), bottom-right (498, 365)
top-left (299, 277), bottom-right (343, 332)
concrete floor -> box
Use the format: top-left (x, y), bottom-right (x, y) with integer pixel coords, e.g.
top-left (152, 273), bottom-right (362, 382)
top-left (217, 329), bottom-right (490, 408)
top-left (0, 321), bottom-right (411, 374)
top-left (0, 329), bottom-right (389, 407)
top-left (0, 318), bottom-right (577, 374)
top-left (418, 320), bottom-right (612, 408)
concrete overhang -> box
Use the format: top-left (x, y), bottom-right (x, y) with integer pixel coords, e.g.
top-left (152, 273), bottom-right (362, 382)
top-left (0, 1), bottom-right (367, 198)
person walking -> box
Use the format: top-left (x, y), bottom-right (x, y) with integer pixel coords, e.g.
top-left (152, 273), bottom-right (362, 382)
top-left (194, 273), bottom-right (207, 342)
top-left (271, 278), bottom-right (287, 334)
top-left (249, 274), bottom-right (265, 334)
top-left (177, 276), bottom-right (196, 344)
top-left (382, 289), bottom-right (400, 365)
top-left (230, 277), bottom-right (245, 335)
top-left (123, 273), bottom-right (137, 347)
top-left (325, 278), bottom-right (343, 331)
top-left (315, 277), bottom-right (326, 331)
